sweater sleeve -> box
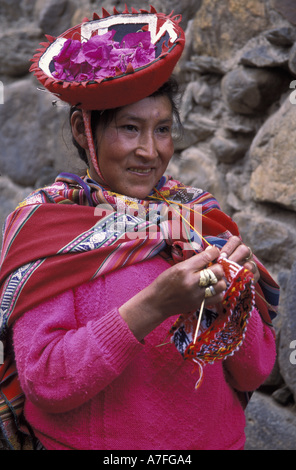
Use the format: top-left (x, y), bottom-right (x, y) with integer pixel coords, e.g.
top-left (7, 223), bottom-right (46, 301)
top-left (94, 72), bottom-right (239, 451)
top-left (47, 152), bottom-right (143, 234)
top-left (223, 307), bottom-right (276, 392)
top-left (12, 289), bottom-right (143, 414)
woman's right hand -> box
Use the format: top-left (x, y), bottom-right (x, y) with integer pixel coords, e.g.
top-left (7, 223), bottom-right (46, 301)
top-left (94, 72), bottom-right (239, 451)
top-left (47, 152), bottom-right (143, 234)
top-left (119, 246), bottom-right (227, 341)
top-left (148, 246), bottom-right (226, 318)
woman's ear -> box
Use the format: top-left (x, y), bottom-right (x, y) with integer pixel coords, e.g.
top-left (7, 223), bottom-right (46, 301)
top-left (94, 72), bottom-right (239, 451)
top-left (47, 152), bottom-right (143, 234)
top-left (70, 110), bottom-right (89, 150)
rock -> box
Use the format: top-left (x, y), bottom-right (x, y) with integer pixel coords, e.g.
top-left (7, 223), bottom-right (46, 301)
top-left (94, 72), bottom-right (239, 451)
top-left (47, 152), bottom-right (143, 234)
top-left (0, 77), bottom-right (76, 187)
top-left (174, 19), bottom-right (195, 78)
top-left (265, 26), bottom-right (296, 47)
top-left (249, 96), bottom-right (296, 211)
top-left (174, 122), bottom-right (214, 152)
top-left (191, 0), bottom-right (271, 60)
top-left (159, 0), bottom-right (202, 27)
top-left (221, 66), bottom-right (286, 115)
top-left (191, 81), bottom-right (213, 108)
top-left (272, 385), bottom-right (294, 406)
top-left (0, 27), bottom-right (42, 77)
top-left (288, 43), bottom-right (296, 75)
top-left (232, 211), bottom-right (296, 267)
top-left (0, 0), bottom-right (38, 27)
top-left (273, 0), bottom-right (296, 26)
top-left (173, 126), bottom-right (200, 152)
top-left (277, 270), bottom-right (290, 291)
top-left (34, 165), bottom-right (63, 188)
top-left (185, 56), bottom-right (228, 75)
top-left (245, 391), bottom-right (296, 450)
top-left (240, 42), bottom-right (289, 68)
top-left (210, 132), bottom-right (250, 163)
top-left (225, 164), bottom-right (253, 211)
top-left (223, 115), bottom-right (260, 135)
top-left (187, 114), bottom-right (217, 140)
top-left (37, 0), bottom-right (74, 37)
top-left (278, 261), bottom-right (296, 402)
top-left (176, 146), bottom-right (226, 209)
top-left (180, 80), bottom-right (213, 121)
top-left (0, 176), bottom-right (33, 233)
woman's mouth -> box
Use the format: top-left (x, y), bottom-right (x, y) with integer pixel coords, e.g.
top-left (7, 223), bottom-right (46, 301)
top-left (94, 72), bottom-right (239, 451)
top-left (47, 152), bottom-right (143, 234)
top-left (128, 168), bottom-right (153, 174)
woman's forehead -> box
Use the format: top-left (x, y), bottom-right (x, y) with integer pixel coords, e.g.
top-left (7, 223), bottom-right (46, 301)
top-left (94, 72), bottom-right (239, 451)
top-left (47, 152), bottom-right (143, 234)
top-left (114, 96), bottom-right (173, 120)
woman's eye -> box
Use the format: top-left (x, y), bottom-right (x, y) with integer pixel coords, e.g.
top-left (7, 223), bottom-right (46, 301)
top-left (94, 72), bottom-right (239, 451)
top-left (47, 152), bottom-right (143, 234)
top-left (157, 126), bottom-right (171, 134)
top-left (123, 124), bottom-right (138, 132)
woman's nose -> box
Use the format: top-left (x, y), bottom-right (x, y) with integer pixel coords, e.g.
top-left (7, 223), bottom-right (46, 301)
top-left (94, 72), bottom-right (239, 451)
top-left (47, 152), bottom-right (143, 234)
top-left (135, 132), bottom-right (158, 159)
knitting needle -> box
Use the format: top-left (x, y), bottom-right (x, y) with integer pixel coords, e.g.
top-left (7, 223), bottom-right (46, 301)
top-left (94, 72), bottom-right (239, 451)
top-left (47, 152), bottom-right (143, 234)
top-left (193, 298), bottom-right (205, 344)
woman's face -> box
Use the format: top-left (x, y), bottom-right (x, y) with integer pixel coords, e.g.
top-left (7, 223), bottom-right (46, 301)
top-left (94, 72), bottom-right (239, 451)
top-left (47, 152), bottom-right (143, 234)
top-left (89, 95), bottom-right (174, 199)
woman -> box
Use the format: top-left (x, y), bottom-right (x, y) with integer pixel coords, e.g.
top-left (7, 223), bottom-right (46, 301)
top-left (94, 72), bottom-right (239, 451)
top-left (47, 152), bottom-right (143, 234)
top-left (0, 7), bottom-right (279, 450)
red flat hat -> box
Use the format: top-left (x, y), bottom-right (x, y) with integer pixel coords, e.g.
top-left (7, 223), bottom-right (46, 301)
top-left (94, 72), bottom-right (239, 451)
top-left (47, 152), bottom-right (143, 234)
top-left (30, 5), bottom-right (185, 110)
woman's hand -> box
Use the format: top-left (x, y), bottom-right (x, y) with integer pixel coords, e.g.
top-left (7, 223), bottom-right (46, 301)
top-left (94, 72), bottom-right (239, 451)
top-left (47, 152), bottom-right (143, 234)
top-left (148, 246), bottom-right (227, 317)
top-left (119, 246), bottom-right (227, 341)
top-left (220, 236), bottom-right (260, 283)
top-left (119, 237), bottom-right (259, 341)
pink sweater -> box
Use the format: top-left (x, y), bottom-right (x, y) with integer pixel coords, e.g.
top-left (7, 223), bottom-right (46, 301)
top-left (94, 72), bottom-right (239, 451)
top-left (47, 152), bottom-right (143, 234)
top-left (13, 256), bottom-right (276, 450)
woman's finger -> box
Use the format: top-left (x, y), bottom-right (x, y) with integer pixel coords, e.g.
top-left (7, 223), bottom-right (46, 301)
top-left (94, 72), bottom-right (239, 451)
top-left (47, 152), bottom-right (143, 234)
top-left (220, 236), bottom-right (256, 267)
top-left (219, 236), bottom-right (242, 259)
top-left (244, 259), bottom-right (260, 283)
top-left (204, 279), bottom-right (226, 306)
top-left (182, 245), bottom-right (221, 272)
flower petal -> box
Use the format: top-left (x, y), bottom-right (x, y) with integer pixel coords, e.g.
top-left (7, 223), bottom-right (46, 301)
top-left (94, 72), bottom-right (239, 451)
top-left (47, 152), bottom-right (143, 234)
top-left (120, 31), bottom-right (152, 49)
top-left (52, 29), bottom-right (155, 82)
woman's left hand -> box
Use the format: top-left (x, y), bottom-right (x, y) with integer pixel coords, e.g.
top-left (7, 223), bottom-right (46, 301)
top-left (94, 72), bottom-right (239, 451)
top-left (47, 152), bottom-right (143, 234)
top-left (220, 236), bottom-right (260, 283)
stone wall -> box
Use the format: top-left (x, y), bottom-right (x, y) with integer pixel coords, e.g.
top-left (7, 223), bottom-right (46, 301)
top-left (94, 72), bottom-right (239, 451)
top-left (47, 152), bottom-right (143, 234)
top-left (0, 0), bottom-right (295, 450)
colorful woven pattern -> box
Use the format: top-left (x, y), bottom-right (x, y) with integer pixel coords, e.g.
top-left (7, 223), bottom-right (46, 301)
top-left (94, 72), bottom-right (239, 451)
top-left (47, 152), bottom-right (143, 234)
top-left (169, 257), bottom-right (255, 388)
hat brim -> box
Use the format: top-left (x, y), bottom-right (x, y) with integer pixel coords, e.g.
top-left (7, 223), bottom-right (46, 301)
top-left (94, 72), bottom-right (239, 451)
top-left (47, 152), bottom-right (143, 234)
top-left (30, 7), bottom-right (185, 110)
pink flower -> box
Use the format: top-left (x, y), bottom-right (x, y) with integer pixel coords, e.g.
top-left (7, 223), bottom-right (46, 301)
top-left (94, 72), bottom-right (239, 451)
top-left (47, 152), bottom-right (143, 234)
top-left (52, 39), bottom-right (81, 80)
top-left (52, 30), bottom-right (156, 82)
top-left (120, 31), bottom-right (152, 50)
top-left (82, 31), bottom-right (115, 67)
top-left (118, 31), bottom-right (156, 70)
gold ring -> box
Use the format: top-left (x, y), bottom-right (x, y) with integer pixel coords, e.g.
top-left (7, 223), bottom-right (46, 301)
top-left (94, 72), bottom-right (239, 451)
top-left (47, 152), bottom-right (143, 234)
top-left (245, 246), bottom-right (253, 262)
top-left (248, 260), bottom-right (257, 272)
top-left (199, 268), bottom-right (218, 287)
top-left (205, 285), bottom-right (216, 298)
